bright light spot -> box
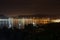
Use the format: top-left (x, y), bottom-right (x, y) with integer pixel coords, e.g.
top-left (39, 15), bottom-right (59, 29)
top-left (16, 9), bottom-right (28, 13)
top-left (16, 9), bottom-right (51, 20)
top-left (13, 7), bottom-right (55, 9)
top-left (51, 19), bottom-right (60, 23)
top-left (8, 24), bottom-right (12, 28)
top-left (33, 22), bottom-right (36, 26)
top-left (19, 24), bottom-right (21, 26)
top-left (18, 24), bottom-right (21, 29)
top-left (33, 22), bottom-right (35, 25)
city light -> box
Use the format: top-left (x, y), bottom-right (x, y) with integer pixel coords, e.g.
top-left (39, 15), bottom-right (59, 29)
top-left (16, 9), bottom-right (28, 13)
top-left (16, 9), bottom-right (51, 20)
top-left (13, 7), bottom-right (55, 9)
top-left (51, 19), bottom-right (60, 23)
top-left (1, 17), bottom-right (60, 29)
top-left (33, 22), bottom-right (36, 26)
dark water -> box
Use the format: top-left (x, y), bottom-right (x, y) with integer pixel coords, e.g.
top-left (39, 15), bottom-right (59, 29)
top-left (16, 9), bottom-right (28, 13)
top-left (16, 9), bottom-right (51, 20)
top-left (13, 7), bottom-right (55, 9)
top-left (0, 28), bottom-right (59, 40)
top-left (0, 23), bottom-right (60, 40)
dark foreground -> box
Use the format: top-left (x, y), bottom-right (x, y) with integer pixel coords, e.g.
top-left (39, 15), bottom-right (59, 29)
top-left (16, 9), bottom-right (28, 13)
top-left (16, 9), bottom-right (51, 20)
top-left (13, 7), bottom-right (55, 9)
top-left (0, 23), bottom-right (60, 40)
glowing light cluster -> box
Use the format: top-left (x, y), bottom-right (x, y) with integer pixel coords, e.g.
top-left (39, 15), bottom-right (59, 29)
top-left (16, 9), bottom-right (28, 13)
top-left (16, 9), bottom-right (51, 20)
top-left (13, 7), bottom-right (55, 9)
top-left (51, 19), bottom-right (60, 23)
top-left (0, 17), bottom-right (51, 29)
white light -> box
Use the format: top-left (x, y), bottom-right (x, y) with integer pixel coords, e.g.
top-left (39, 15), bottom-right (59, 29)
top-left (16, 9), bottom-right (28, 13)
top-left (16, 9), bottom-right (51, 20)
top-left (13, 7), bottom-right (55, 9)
top-left (19, 24), bottom-right (21, 29)
top-left (8, 24), bottom-right (12, 28)
top-left (33, 22), bottom-right (35, 25)
top-left (51, 19), bottom-right (60, 23)
top-left (19, 24), bottom-right (21, 26)
top-left (33, 22), bottom-right (36, 26)
top-left (8, 17), bottom-right (13, 28)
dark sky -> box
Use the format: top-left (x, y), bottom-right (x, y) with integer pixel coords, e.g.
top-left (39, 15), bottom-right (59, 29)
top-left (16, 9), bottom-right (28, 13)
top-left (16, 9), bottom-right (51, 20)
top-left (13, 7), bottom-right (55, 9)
top-left (0, 0), bottom-right (60, 16)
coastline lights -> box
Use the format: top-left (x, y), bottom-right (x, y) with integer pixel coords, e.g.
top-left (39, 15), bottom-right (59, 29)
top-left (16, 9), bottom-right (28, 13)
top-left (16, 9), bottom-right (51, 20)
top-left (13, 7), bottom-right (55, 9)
top-left (8, 17), bottom-right (13, 28)
top-left (51, 19), bottom-right (60, 23)
top-left (33, 22), bottom-right (36, 26)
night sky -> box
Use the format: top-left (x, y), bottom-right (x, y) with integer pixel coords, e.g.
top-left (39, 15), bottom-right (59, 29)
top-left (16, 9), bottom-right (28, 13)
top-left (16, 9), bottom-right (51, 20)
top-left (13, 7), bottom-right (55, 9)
top-left (0, 0), bottom-right (60, 16)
